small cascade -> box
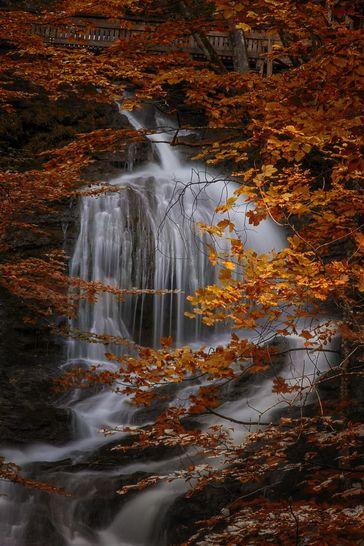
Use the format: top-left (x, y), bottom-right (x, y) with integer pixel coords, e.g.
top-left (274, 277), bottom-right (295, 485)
top-left (0, 105), bottom-right (336, 546)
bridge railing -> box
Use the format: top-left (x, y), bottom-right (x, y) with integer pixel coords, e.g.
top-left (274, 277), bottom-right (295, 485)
top-left (32, 20), bottom-right (280, 73)
top-left (32, 23), bottom-right (139, 44)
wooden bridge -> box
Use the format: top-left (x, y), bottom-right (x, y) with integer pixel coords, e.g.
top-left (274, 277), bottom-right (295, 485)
top-left (33, 18), bottom-right (280, 75)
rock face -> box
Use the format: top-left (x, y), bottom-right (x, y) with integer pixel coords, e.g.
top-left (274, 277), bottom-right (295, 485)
top-left (0, 89), bottom-right (151, 173)
top-left (0, 281), bottom-right (73, 445)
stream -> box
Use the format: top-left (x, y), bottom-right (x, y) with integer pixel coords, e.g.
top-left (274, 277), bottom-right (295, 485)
top-left (0, 107), bottom-right (337, 545)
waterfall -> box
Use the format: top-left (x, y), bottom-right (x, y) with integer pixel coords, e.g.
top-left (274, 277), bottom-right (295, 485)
top-left (68, 107), bottom-right (284, 358)
top-left (0, 106), bottom-right (336, 546)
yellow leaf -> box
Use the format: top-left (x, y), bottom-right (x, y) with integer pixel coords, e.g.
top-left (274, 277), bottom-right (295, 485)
top-left (262, 164), bottom-right (277, 177)
top-left (223, 260), bottom-right (236, 271)
top-left (216, 196), bottom-right (237, 213)
top-left (209, 247), bottom-right (217, 266)
top-left (236, 22), bottom-right (251, 32)
top-left (217, 219), bottom-right (235, 232)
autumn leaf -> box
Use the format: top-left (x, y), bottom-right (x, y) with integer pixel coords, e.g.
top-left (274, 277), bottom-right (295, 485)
top-left (160, 336), bottom-right (173, 347)
top-left (236, 23), bottom-right (251, 32)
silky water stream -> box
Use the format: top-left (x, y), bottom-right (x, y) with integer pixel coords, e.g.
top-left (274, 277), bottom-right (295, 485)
top-left (0, 107), bottom-right (338, 545)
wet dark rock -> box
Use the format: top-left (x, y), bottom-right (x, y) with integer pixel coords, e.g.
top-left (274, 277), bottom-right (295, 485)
top-left (21, 468), bottom-right (156, 544)
top-left (0, 288), bottom-right (73, 444)
top-left (81, 140), bottom-right (153, 182)
top-left (86, 436), bottom-right (186, 469)
top-left (0, 397), bottom-right (72, 446)
top-left (317, 365), bottom-right (364, 421)
top-left (162, 437), bottom-right (316, 545)
top-left (24, 505), bottom-right (67, 546)
top-left (56, 436), bottom-right (185, 474)
top-left (163, 480), bottom-right (244, 545)
top-left (72, 471), bottom-right (151, 530)
top-left (0, 90), bottom-right (126, 171)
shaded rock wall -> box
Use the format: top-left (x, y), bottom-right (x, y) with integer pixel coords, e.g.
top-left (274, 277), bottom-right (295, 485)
top-left (0, 94), bottom-right (143, 445)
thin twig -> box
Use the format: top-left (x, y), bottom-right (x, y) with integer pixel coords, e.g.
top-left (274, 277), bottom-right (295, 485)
top-left (204, 406), bottom-right (279, 427)
top-left (288, 499), bottom-right (300, 546)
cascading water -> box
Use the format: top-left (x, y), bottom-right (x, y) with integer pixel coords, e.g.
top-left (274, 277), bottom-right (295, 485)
top-left (68, 108), bottom-right (281, 357)
top-left (0, 106), bottom-right (336, 546)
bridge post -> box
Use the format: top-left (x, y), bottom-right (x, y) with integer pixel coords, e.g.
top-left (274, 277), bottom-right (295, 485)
top-left (230, 28), bottom-right (249, 73)
top-left (267, 37), bottom-right (273, 76)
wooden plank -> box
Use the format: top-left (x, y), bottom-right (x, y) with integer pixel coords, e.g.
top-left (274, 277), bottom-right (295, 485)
top-left (31, 19), bottom-right (281, 68)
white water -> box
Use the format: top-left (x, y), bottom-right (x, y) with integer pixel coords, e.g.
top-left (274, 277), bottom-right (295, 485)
top-left (0, 107), bottom-right (336, 546)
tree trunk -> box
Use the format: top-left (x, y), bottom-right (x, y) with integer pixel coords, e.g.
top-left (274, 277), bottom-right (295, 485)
top-left (178, 0), bottom-right (227, 74)
top-left (229, 28), bottom-right (249, 73)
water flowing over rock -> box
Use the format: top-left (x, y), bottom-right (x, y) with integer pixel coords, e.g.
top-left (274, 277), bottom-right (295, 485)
top-left (0, 105), bottom-right (335, 546)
